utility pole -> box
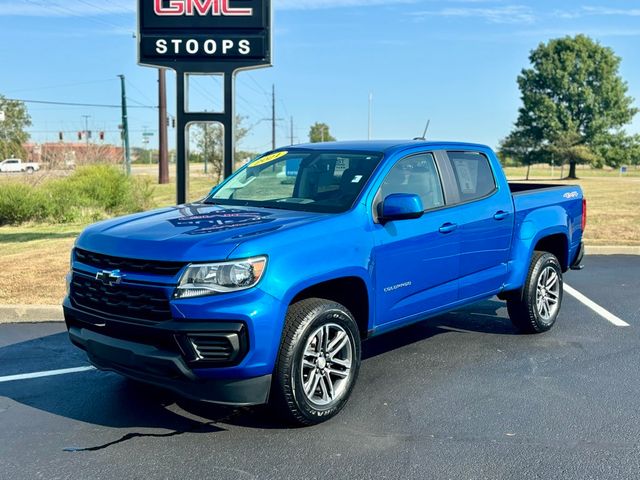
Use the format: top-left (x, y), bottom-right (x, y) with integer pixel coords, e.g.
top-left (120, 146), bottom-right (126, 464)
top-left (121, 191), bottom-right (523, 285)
top-left (203, 123), bottom-right (209, 175)
top-left (158, 68), bottom-right (169, 184)
top-left (368, 93), bottom-right (373, 140)
top-left (272, 84), bottom-right (276, 150)
top-left (82, 115), bottom-right (91, 147)
top-left (118, 74), bottom-right (131, 175)
top-left (290, 116), bottom-right (294, 145)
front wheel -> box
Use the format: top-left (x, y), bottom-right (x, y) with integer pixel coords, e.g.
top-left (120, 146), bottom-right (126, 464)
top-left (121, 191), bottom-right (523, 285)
top-left (271, 298), bottom-right (361, 426)
top-left (507, 251), bottom-right (563, 334)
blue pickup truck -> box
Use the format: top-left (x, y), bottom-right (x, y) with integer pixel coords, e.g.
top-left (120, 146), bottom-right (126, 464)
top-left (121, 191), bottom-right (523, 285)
top-left (64, 140), bottom-right (586, 425)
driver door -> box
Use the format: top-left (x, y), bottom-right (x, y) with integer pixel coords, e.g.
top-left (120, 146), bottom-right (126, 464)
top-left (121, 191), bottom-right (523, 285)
top-left (372, 152), bottom-right (461, 329)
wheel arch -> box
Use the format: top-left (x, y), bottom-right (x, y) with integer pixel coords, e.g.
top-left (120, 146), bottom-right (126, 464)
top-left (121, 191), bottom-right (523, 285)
top-left (287, 275), bottom-right (371, 340)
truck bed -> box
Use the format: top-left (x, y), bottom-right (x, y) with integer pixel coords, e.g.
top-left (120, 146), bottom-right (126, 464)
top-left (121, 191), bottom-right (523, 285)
top-left (508, 182), bottom-right (570, 194)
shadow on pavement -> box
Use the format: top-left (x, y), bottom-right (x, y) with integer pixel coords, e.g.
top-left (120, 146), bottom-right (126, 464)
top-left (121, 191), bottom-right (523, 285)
top-left (0, 299), bottom-right (515, 444)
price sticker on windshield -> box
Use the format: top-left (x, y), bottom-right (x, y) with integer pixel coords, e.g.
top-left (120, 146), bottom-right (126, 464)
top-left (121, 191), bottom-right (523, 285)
top-left (249, 151), bottom-right (288, 168)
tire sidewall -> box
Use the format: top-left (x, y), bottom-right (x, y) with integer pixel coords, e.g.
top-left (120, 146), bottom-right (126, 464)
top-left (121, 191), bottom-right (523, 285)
top-left (289, 306), bottom-right (361, 424)
top-left (528, 253), bottom-right (563, 331)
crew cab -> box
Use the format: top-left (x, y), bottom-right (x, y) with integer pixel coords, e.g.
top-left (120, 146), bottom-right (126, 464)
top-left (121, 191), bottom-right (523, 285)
top-left (0, 158), bottom-right (40, 173)
top-left (64, 141), bottom-right (585, 425)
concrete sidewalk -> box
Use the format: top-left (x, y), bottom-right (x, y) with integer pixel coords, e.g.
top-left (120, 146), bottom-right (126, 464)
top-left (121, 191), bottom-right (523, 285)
top-left (0, 305), bottom-right (63, 323)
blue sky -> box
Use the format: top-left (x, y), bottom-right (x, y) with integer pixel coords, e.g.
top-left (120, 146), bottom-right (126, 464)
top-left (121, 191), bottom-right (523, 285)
top-left (1, 0), bottom-right (639, 153)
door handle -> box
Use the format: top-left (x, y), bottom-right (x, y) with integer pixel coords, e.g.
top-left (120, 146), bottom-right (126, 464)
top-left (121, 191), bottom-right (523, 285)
top-left (493, 211), bottom-right (510, 221)
top-left (439, 223), bottom-right (458, 234)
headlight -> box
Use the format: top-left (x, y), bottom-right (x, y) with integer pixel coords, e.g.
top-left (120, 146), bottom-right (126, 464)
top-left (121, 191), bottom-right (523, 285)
top-left (174, 256), bottom-right (267, 299)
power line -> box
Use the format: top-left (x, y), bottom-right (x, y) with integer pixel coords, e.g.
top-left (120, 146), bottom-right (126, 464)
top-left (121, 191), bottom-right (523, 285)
top-left (7, 98), bottom-right (157, 109)
top-left (126, 79), bottom-right (156, 106)
top-left (21, 0), bottom-right (133, 33)
top-left (6, 78), bottom-right (115, 95)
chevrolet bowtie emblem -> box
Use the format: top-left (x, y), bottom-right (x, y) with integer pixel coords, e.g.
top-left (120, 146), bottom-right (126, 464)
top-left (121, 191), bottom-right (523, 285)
top-left (96, 270), bottom-right (123, 287)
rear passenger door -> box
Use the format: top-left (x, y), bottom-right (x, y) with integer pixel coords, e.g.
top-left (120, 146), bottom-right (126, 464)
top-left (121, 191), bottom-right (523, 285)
top-left (442, 151), bottom-right (514, 300)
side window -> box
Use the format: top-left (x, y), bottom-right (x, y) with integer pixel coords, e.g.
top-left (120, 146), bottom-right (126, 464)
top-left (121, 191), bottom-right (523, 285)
top-left (380, 153), bottom-right (445, 210)
top-left (448, 152), bottom-right (496, 202)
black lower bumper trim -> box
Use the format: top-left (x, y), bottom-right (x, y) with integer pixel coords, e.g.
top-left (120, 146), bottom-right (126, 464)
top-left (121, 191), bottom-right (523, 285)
top-left (69, 327), bottom-right (271, 406)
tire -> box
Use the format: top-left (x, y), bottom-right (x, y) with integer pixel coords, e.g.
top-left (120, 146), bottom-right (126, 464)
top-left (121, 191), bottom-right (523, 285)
top-left (26, 167), bottom-right (34, 174)
top-left (507, 251), bottom-right (563, 334)
top-left (270, 298), bottom-right (361, 426)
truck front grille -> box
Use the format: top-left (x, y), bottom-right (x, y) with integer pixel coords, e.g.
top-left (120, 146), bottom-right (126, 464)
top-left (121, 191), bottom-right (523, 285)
top-left (74, 248), bottom-right (185, 276)
top-left (70, 273), bottom-right (172, 324)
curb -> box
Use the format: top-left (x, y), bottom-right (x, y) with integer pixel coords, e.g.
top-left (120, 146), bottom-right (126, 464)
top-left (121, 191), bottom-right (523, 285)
top-left (0, 305), bottom-right (64, 324)
top-left (585, 246), bottom-right (640, 255)
top-left (0, 248), bottom-right (638, 324)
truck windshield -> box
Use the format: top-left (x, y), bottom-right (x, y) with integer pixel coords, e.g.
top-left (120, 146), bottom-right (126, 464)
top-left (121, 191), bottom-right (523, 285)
top-left (206, 150), bottom-right (384, 213)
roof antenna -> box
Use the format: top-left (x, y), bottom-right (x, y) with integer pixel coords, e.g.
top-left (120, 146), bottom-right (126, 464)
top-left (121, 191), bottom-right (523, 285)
top-left (414, 120), bottom-right (430, 141)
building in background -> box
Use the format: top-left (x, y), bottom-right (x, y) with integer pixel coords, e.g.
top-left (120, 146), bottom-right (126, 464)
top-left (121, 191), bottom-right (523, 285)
top-left (24, 143), bottom-right (126, 169)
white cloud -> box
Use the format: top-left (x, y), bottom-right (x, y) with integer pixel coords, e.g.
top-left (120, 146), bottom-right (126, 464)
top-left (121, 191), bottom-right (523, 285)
top-left (0, 0), bottom-right (134, 17)
top-left (275, 0), bottom-right (417, 10)
top-left (0, 0), bottom-right (506, 16)
top-left (276, 0), bottom-right (507, 10)
top-left (554, 6), bottom-right (640, 19)
top-left (411, 5), bottom-right (536, 24)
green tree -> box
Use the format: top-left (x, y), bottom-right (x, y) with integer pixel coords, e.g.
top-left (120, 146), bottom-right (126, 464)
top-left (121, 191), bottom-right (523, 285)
top-left (191, 116), bottom-right (249, 181)
top-left (309, 122), bottom-right (336, 143)
top-left (499, 130), bottom-right (546, 180)
top-left (0, 95), bottom-right (32, 160)
top-left (593, 132), bottom-right (640, 168)
top-left (503, 35), bottom-right (638, 179)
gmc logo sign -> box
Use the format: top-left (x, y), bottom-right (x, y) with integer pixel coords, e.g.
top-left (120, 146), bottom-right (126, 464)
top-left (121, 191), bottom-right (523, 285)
top-left (154, 0), bottom-right (253, 16)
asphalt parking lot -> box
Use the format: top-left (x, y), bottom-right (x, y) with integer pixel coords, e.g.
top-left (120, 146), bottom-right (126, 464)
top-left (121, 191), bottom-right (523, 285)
top-left (1, 255), bottom-right (639, 480)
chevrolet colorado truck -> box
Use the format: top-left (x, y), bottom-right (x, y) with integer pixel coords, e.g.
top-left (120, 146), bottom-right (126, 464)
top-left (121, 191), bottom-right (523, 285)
top-left (64, 141), bottom-right (586, 425)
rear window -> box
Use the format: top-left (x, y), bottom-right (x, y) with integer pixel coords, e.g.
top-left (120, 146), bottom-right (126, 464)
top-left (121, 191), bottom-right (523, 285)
top-left (447, 152), bottom-right (496, 202)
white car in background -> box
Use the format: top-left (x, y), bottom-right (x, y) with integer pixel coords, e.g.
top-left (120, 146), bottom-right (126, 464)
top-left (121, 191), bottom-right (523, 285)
top-left (0, 158), bottom-right (41, 173)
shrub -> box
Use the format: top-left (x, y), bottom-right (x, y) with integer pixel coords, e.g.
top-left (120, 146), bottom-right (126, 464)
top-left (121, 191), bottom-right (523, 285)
top-left (0, 183), bottom-right (49, 225)
top-left (0, 165), bottom-right (156, 225)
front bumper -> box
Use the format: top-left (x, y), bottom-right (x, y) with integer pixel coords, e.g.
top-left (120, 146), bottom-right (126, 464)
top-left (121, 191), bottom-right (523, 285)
top-left (68, 326), bottom-right (271, 405)
top-left (63, 282), bottom-right (285, 405)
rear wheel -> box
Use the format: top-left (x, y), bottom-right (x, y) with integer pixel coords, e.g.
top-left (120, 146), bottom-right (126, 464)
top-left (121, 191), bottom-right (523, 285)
top-left (271, 298), bottom-right (361, 426)
top-left (507, 251), bottom-right (563, 334)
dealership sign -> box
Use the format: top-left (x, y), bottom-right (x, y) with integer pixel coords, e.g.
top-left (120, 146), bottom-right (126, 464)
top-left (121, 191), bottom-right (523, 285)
top-left (138, 0), bottom-right (271, 69)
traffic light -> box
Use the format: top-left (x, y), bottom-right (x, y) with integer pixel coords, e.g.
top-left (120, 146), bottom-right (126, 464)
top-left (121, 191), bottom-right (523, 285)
top-left (99, 131), bottom-right (105, 141)
top-left (59, 132), bottom-right (64, 142)
top-left (77, 131), bottom-right (83, 141)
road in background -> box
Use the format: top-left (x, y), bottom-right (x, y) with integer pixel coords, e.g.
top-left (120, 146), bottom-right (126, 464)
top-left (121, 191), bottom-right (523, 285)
top-left (1, 256), bottom-right (639, 479)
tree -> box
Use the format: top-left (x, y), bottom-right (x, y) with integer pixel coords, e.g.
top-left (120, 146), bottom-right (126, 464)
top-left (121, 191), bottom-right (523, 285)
top-left (503, 35), bottom-right (638, 179)
top-left (593, 132), bottom-right (640, 168)
top-left (191, 116), bottom-right (249, 182)
top-left (0, 95), bottom-right (32, 160)
top-left (499, 130), bottom-right (546, 180)
top-left (309, 122), bottom-right (335, 143)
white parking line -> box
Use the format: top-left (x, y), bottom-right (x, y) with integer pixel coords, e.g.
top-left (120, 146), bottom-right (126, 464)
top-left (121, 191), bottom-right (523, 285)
top-left (564, 284), bottom-right (631, 327)
top-left (0, 366), bottom-right (96, 384)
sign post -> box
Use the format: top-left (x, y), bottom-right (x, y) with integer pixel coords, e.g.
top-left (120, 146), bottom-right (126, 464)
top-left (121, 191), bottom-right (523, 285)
top-left (137, 0), bottom-right (272, 204)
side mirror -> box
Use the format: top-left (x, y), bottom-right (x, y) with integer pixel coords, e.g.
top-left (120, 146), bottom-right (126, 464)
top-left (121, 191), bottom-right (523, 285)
top-left (379, 193), bottom-right (424, 223)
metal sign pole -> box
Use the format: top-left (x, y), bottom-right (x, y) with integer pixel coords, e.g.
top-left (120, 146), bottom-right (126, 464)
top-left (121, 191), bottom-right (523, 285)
top-left (137, 0), bottom-right (272, 205)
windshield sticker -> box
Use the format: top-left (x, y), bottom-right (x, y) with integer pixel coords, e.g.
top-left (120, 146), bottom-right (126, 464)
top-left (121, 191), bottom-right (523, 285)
top-left (249, 151), bottom-right (288, 168)
top-left (351, 175), bottom-right (363, 183)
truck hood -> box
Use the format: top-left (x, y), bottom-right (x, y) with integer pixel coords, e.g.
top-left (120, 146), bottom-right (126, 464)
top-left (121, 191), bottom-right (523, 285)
top-left (76, 203), bottom-right (326, 262)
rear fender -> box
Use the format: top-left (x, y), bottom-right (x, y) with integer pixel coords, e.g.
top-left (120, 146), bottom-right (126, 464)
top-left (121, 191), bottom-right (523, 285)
top-left (503, 205), bottom-right (570, 293)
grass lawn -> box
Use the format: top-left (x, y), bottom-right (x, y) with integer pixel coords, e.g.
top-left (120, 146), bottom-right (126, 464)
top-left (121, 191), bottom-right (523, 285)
top-left (1, 167), bottom-right (638, 305)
